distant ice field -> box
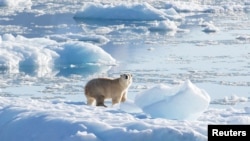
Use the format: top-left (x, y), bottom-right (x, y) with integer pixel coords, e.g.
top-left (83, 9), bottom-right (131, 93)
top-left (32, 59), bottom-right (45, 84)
top-left (0, 0), bottom-right (250, 108)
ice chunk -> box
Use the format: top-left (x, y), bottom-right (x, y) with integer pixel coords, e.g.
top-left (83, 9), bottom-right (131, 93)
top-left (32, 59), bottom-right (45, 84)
top-left (55, 41), bottom-right (116, 67)
top-left (135, 84), bottom-right (176, 108)
top-left (0, 34), bottom-right (116, 76)
top-left (149, 20), bottom-right (178, 32)
top-left (0, 0), bottom-right (32, 7)
top-left (74, 2), bottom-right (168, 21)
top-left (48, 33), bottom-right (110, 45)
top-left (135, 80), bottom-right (210, 120)
top-left (201, 22), bottom-right (219, 33)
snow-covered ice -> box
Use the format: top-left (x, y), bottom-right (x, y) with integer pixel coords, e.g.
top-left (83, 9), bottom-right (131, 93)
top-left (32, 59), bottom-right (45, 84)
top-left (0, 92), bottom-right (250, 141)
top-left (0, 0), bottom-right (31, 7)
top-left (0, 34), bottom-right (116, 77)
top-left (74, 2), bottom-right (169, 21)
top-left (48, 33), bottom-right (110, 45)
top-left (201, 21), bottom-right (219, 33)
top-left (0, 96), bottom-right (209, 141)
top-left (135, 80), bottom-right (210, 120)
top-left (148, 20), bottom-right (178, 32)
top-left (0, 0), bottom-right (32, 16)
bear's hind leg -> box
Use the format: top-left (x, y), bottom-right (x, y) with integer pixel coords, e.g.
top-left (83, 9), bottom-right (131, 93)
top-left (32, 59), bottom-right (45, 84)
top-left (86, 96), bottom-right (95, 106)
top-left (96, 95), bottom-right (107, 107)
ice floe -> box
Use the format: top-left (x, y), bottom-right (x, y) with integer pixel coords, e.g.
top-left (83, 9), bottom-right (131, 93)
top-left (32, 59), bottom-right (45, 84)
top-left (135, 80), bottom-right (210, 120)
top-left (74, 2), bottom-right (169, 21)
top-left (0, 34), bottom-right (116, 77)
top-left (0, 0), bottom-right (31, 7)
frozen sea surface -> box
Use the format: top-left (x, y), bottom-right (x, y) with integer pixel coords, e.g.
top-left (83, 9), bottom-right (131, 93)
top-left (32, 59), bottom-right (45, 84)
top-left (0, 0), bottom-right (248, 107)
top-left (0, 0), bottom-right (250, 140)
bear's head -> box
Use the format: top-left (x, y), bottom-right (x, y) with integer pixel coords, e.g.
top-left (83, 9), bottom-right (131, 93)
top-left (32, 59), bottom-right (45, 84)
top-left (120, 73), bottom-right (132, 87)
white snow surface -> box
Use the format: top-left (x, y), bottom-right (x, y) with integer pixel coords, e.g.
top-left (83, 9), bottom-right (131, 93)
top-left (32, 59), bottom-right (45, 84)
top-left (0, 92), bottom-right (250, 141)
top-left (1, 80), bottom-right (249, 141)
top-left (0, 96), bottom-right (208, 141)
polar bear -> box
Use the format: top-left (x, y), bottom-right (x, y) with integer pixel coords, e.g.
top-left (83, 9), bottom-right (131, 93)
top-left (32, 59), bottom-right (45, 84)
top-left (84, 74), bottom-right (132, 107)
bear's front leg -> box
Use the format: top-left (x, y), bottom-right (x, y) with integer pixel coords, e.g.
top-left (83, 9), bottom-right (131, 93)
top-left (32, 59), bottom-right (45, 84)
top-left (112, 96), bottom-right (122, 105)
top-left (121, 91), bottom-right (127, 102)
